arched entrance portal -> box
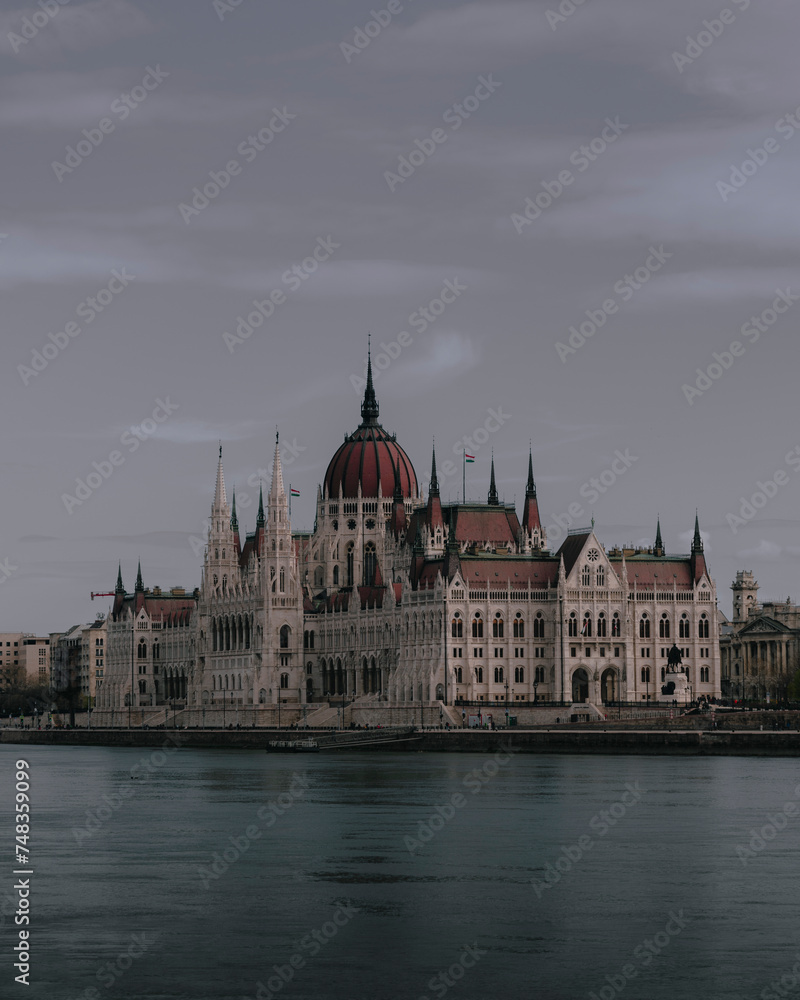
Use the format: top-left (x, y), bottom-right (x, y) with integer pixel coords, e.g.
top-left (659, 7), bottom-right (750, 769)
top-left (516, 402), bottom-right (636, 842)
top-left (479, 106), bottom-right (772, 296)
top-left (572, 668), bottom-right (589, 703)
top-left (601, 668), bottom-right (617, 704)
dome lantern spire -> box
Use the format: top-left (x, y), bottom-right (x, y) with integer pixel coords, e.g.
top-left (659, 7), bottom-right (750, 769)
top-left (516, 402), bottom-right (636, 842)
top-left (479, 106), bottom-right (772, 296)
top-left (361, 335), bottom-right (379, 425)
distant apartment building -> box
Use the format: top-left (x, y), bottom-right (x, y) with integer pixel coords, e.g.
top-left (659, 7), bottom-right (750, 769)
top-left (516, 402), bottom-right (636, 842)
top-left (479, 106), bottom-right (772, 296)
top-left (0, 633), bottom-right (51, 688)
top-left (50, 619), bottom-right (107, 707)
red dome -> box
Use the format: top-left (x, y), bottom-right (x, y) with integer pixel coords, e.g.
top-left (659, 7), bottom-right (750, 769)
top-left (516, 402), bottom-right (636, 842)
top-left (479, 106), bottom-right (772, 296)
top-left (324, 357), bottom-right (417, 500)
top-left (325, 423), bottom-right (417, 500)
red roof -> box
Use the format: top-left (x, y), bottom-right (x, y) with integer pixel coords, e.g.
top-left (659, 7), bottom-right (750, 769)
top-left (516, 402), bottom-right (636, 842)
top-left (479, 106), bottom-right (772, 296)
top-left (610, 558), bottom-right (695, 589)
top-left (447, 505), bottom-right (521, 546)
top-left (324, 422), bottom-right (416, 500)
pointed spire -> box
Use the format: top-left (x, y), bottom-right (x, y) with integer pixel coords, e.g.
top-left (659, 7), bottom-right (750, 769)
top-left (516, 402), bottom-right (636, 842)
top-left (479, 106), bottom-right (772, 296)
top-left (257, 484), bottom-right (265, 528)
top-left (135, 562), bottom-right (144, 592)
top-left (230, 487), bottom-right (239, 531)
top-left (269, 430), bottom-right (285, 500)
top-left (692, 510), bottom-right (703, 552)
top-left (361, 335), bottom-right (379, 424)
top-left (429, 441), bottom-right (439, 498)
top-left (115, 563), bottom-right (124, 594)
top-left (214, 443), bottom-right (227, 511)
top-left (525, 447), bottom-right (536, 498)
top-left (655, 516), bottom-right (663, 556)
top-left (488, 452), bottom-right (499, 506)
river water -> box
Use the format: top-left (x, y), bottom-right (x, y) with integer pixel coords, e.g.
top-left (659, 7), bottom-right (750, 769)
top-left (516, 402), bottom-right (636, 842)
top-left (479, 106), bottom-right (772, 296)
top-left (2, 745), bottom-right (798, 1000)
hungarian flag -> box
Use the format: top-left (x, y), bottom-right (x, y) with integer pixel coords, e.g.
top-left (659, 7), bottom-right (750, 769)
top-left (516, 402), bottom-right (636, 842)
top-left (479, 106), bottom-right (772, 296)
top-left (290, 488), bottom-right (300, 497)
top-left (465, 453), bottom-right (475, 463)
top-left (581, 619), bottom-right (589, 635)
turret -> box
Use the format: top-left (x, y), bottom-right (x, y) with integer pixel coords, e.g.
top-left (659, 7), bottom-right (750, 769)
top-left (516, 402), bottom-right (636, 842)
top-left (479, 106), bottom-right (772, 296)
top-left (488, 454), bottom-right (499, 506)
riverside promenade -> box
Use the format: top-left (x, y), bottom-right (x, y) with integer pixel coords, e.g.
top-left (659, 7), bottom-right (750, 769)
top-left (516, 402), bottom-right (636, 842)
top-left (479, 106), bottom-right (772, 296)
top-left (4, 718), bottom-right (800, 755)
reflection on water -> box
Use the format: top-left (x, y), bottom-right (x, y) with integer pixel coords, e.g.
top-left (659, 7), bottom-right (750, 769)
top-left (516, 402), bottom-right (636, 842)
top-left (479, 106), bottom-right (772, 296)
top-left (2, 746), bottom-right (798, 1000)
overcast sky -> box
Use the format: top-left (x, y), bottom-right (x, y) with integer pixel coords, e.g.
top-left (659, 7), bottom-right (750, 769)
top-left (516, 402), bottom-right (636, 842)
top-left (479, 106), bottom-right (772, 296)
top-left (3, 0), bottom-right (800, 632)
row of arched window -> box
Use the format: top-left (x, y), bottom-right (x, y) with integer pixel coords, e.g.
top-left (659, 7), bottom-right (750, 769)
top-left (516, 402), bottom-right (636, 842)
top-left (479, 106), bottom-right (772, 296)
top-left (211, 614), bottom-right (253, 651)
top-left (568, 612), bottom-right (621, 638)
top-left (639, 613), bottom-right (709, 639)
top-left (452, 612), bottom-right (537, 639)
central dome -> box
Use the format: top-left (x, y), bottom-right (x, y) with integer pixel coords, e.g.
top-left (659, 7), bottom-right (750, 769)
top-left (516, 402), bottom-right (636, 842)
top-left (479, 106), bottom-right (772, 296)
top-left (324, 356), bottom-right (417, 500)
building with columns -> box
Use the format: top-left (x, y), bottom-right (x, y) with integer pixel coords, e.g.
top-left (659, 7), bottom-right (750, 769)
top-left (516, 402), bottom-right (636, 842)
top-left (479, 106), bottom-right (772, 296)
top-left (720, 571), bottom-right (800, 703)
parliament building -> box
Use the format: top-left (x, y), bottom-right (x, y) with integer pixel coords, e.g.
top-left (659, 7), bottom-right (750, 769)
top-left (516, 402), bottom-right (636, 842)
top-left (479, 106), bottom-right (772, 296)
top-left (96, 357), bottom-right (722, 724)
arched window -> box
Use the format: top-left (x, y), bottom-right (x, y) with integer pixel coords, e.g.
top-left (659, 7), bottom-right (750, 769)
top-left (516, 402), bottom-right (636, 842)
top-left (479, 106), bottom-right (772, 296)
top-left (259, 689), bottom-right (266, 704)
top-left (698, 614), bottom-right (709, 639)
top-left (475, 667), bottom-right (483, 683)
top-left (333, 565), bottom-right (339, 586)
top-left (639, 614), bottom-right (650, 638)
top-left (279, 568), bottom-right (285, 592)
top-left (533, 613), bottom-right (544, 638)
top-left (659, 614), bottom-right (670, 638)
top-left (152, 642), bottom-right (160, 660)
top-left (515, 666), bottom-right (524, 683)
top-left (582, 613), bottom-right (592, 638)
top-left (452, 614), bottom-right (463, 638)
top-left (513, 613), bottom-right (525, 638)
top-left (225, 618), bottom-right (231, 650)
top-left (641, 666), bottom-right (650, 683)
top-left (661, 667), bottom-right (666, 682)
top-left (597, 613), bottom-right (607, 638)
top-left (596, 565), bottom-right (605, 587)
top-left (363, 542), bottom-right (376, 585)
top-left (137, 640), bottom-right (147, 659)
top-left (138, 680), bottom-right (146, 694)
top-left (567, 613), bottom-right (577, 637)
top-left (494, 666), bottom-right (504, 683)
top-left (280, 625), bottom-right (290, 649)
top-left (612, 613), bottom-right (621, 637)
top-left (472, 614), bottom-right (483, 639)
top-left (346, 544), bottom-right (354, 587)
top-left (280, 673), bottom-right (289, 689)
top-left (215, 548), bottom-right (219, 559)
top-left (582, 565), bottom-right (591, 587)
top-left (493, 614), bottom-right (504, 638)
top-left (212, 618), bottom-right (217, 651)
top-left (456, 667), bottom-right (463, 683)
top-left (679, 614), bottom-right (690, 639)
